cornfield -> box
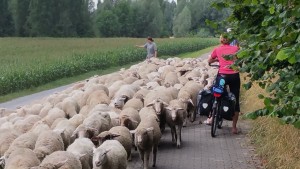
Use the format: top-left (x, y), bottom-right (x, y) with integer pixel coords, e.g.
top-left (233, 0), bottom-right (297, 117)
top-left (0, 38), bottom-right (218, 95)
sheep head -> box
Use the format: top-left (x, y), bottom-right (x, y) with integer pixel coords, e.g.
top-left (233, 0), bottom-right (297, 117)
top-left (72, 125), bottom-right (98, 139)
top-left (113, 95), bottom-right (129, 109)
top-left (93, 148), bottom-right (110, 168)
top-left (133, 127), bottom-right (154, 149)
top-left (165, 107), bottom-right (185, 121)
top-left (120, 115), bottom-right (139, 130)
top-left (92, 132), bottom-right (121, 145)
top-left (146, 98), bottom-right (168, 115)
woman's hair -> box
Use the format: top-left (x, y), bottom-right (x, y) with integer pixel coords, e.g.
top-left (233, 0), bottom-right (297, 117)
top-left (220, 34), bottom-right (230, 44)
top-left (147, 36), bottom-right (154, 42)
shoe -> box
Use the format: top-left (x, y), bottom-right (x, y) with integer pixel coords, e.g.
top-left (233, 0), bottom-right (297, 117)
top-left (203, 119), bottom-right (211, 126)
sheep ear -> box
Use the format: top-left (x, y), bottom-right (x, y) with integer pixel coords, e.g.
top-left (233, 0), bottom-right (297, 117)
top-left (110, 134), bottom-right (121, 139)
top-left (54, 159), bottom-right (68, 168)
top-left (91, 136), bottom-right (101, 142)
top-left (177, 108), bottom-right (184, 111)
top-left (188, 99), bottom-right (194, 106)
top-left (162, 101), bottom-right (169, 106)
top-left (165, 107), bottom-right (171, 111)
top-left (88, 127), bottom-right (99, 134)
top-left (71, 129), bottom-right (78, 138)
top-left (0, 157), bottom-right (5, 167)
top-left (146, 100), bottom-right (155, 107)
top-left (78, 153), bottom-right (87, 160)
top-left (146, 127), bottom-right (154, 132)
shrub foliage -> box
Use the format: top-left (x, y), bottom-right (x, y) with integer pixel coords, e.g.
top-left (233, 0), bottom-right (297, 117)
top-left (214, 1), bottom-right (300, 127)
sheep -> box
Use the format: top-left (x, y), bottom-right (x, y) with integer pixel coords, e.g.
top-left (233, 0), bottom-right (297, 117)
top-left (33, 130), bottom-right (64, 161)
top-left (41, 107), bottom-right (66, 126)
top-left (108, 80), bottom-right (126, 99)
top-left (119, 107), bottom-right (140, 130)
top-left (0, 129), bottom-right (20, 157)
top-left (165, 99), bottom-right (187, 148)
top-left (33, 151), bottom-right (82, 169)
top-left (67, 138), bottom-right (95, 169)
top-left (46, 93), bottom-right (69, 106)
top-left (93, 140), bottom-right (127, 169)
top-left (50, 118), bottom-right (66, 129)
top-left (132, 113), bottom-right (162, 169)
top-left (0, 108), bottom-right (14, 118)
top-left (163, 72), bottom-right (179, 87)
top-left (145, 81), bottom-right (161, 90)
top-left (72, 111), bottom-right (111, 139)
top-left (123, 97), bottom-right (144, 111)
top-left (86, 89), bottom-right (110, 106)
top-left (93, 126), bottom-right (132, 160)
top-left (133, 88), bottom-right (150, 100)
top-left (123, 76), bottom-right (139, 84)
top-left (3, 148), bottom-right (40, 169)
top-left (53, 119), bottom-right (77, 149)
top-left (28, 121), bottom-right (51, 135)
top-left (132, 79), bottom-right (149, 86)
top-left (2, 132), bottom-right (38, 162)
top-left (112, 84), bottom-right (140, 109)
top-left (59, 97), bottom-right (80, 118)
top-left (38, 102), bottom-right (53, 118)
top-left (137, 63), bottom-right (159, 79)
top-left (69, 114), bottom-right (85, 128)
top-left (13, 115), bottom-right (42, 134)
top-left (104, 73), bottom-right (123, 86)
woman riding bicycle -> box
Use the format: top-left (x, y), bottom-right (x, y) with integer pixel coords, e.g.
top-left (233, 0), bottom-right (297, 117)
top-left (205, 33), bottom-right (240, 134)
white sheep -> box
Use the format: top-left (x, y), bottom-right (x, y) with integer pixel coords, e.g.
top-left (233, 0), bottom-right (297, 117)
top-left (41, 107), bottom-right (66, 126)
top-left (86, 89), bottom-right (110, 106)
top-left (67, 138), bottom-right (95, 169)
top-left (93, 140), bottom-right (127, 169)
top-left (13, 115), bottom-right (41, 134)
top-left (33, 151), bottom-right (82, 169)
top-left (53, 119), bottom-right (77, 149)
top-left (68, 114), bottom-right (85, 128)
top-left (119, 107), bottom-right (141, 131)
top-left (60, 97), bottom-right (80, 118)
top-left (163, 72), bottom-right (179, 87)
top-left (93, 126), bottom-right (132, 160)
top-left (165, 99), bottom-right (187, 148)
top-left (123, 97), bottom-right (144, 111)
top-left (1, 132), bottom-right (38, 162)
top-left (0, 108), bottom-right (15, 118)
top-left (0, 129), bottom-right (20, 157)
top-left (3, 148), bottom-right (40, 169)
top-left (33, 130), bottom-right (64, 161)
top-left (38, 102), bottom-right (53, 118)
top-left (132, 112), bottom-right (162, 169)
top-left (112, 84), bottom-right (140, 109)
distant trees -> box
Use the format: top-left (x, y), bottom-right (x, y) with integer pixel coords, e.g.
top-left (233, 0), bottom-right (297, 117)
top-left (0, 0), bottom-right (229, 37)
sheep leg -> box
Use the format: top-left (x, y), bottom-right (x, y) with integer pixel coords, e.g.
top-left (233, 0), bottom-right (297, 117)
top-left (152, 145), bottom-right (158, 167)
top-left (170, 126), bottom-right (176, 144)
top-left (144, 150), bottom-right (151, 169)
top-left (138, 149), bottom-right (145, 163)
top-left (176, 124), bottom-right (182, 148)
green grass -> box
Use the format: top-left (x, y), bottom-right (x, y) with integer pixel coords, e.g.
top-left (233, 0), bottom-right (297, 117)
top-left (0, 45), bottom-right (216, 103)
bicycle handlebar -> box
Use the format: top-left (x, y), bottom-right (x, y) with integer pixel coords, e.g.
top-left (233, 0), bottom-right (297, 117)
top-left (209, 63), bottom-right (220, 68)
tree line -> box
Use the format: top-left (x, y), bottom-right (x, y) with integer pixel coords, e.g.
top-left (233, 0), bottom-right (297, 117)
top-left (0, 0), bottom-right (229, 38)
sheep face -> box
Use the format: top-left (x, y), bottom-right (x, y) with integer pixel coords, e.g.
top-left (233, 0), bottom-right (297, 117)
top-left (72, 125), bottom-right (97, 139)
top-left (120, 115), bottom-right (138, 130)
top-left (92, 132), bottom-right (120, 146)
top-left (34, 147), bottom-right (49, 161)
top-left (93, 148), bottom-right (109, 168)
top-left (147, 98), bottom-right (168, 116)
top-left (113, 95), bottom-right (129, 109)
top-left (134, 127), bottom-right (154, 149)
top-left (166, 107), bottom-right (184, 121)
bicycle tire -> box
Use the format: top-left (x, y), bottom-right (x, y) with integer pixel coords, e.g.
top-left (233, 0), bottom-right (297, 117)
top-left (211, 107), bottom-right (218, 137)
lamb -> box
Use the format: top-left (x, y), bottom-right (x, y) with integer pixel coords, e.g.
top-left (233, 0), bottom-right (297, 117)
top-left (93, 140), bottom-right (127, 169)
top-left (33, 130), bottom-right (64, 161)
top-left (67, 138), bottom-right (95, 169)
top-left (28, 121), bottom-right (51, 135)
top-left (2, 148), bottom-right (40, 169)
top-left (33, 151), bottom-right (82, 169)
top-left (146, 81), bottom-right (161, 90)
top-left (20, 103), bottom-right (44, 116)
top-left (1, 132), bottom-right (38, 162)
top-left (38, 102), bottom-right (53, 118)
top-left (132, 112), bottom-right (162, 169)
top-left (165, 99), bottom-right (187, 148)
top-left (93, 126), bottom-right (132, 160)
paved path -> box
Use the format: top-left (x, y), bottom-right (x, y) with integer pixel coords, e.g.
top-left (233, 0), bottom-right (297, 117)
top-left (0, 53), bottom-right (262, 169)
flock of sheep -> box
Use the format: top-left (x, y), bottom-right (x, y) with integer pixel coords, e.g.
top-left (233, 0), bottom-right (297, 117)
top-left (0, 56), bottom-right (218, 169)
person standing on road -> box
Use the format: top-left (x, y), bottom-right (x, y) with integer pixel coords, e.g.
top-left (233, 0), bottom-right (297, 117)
top-left (204, 33), bottom-right (240, 134)
top-left (135, 36), bottom-right (157, 60)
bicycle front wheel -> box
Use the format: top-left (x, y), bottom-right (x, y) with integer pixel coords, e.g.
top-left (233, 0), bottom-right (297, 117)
top-left (211, 107), bottom-right (218, 137)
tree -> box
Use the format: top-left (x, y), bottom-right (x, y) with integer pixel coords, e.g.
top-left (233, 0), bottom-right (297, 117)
top-left (215, 0), bottom-right (300, 127)
top-left (173, 6), bottom-right (191, 37)
top-left (162, 0), bottom-right (176, 36)
top-left (0, 0), bottom-right (15, 36)
top-left (95, 10), bottom-right (120, 37)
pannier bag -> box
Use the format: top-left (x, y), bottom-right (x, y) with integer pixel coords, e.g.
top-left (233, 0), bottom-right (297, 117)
top-left (220, 92), bottom-right (236, 121)
top-left (196, 89), bottom-right (214, 117)
top-left (212, 75), bottom-right (226, 97)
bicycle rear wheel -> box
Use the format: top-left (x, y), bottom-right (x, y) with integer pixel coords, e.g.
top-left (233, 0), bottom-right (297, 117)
top-left (211, 107), bottom-right (218, 137)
